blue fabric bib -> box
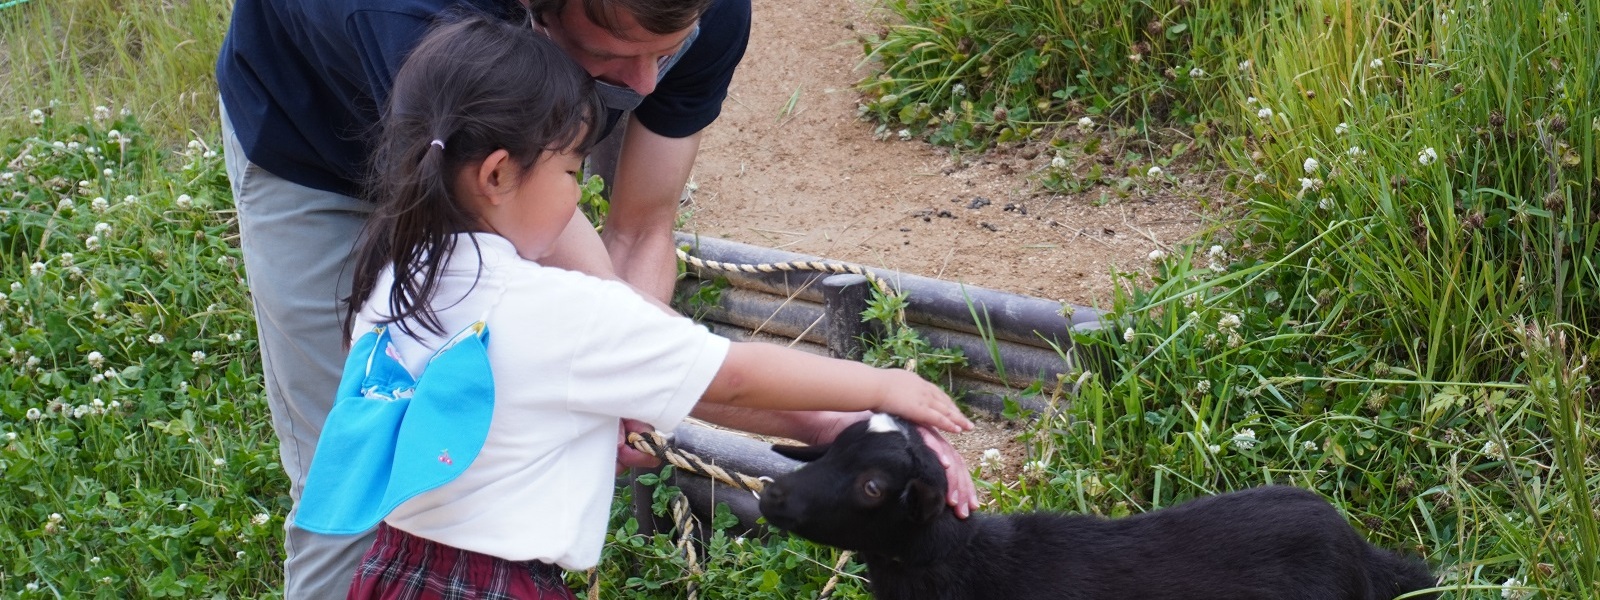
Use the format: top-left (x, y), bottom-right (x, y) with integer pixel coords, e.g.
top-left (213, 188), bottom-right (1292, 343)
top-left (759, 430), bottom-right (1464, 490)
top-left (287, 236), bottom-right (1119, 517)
top-left (296, 323), bottom-right (494, 535)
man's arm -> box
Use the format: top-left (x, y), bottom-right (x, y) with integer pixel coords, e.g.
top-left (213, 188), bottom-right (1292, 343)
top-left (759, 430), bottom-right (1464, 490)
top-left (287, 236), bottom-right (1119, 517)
top-left (601, 117), bottom-right (701, 303)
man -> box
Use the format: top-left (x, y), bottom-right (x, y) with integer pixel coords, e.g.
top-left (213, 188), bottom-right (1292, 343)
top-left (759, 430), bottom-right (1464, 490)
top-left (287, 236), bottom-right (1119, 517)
top-left (216, 0), bottom-right (974, 596)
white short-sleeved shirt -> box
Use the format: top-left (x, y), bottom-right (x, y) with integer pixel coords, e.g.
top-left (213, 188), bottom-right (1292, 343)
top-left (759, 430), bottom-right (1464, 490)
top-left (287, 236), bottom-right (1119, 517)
top-left (353, 233), bottom-right (729, 569)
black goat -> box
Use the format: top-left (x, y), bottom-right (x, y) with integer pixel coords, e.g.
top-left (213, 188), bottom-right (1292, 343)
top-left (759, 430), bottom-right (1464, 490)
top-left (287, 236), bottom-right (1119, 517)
top-left (759, 414), bottom-right (1437, 600)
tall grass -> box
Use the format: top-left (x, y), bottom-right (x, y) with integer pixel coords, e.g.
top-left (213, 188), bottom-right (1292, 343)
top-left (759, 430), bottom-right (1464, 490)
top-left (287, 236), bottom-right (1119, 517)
top-left (0, 0), bottom-right (229, 145)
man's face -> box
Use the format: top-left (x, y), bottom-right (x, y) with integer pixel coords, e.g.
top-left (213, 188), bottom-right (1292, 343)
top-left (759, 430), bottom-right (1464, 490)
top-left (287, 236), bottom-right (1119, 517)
top-left (541, 1), bottom-right (696, 97)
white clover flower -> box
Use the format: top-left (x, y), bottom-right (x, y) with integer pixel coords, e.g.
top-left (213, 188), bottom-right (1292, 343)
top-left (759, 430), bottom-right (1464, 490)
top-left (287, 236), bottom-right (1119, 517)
top-left (980, 448), bottom-right (1004, 473)
top-left (226, 332), bottom-right (243, 343)
top-left (1483, 440), bottom-right (1505, 460)
top-left (87, 351), bottom-right (105, 368)
top-left (1302, 441), bottom-right (1318, 452)
top-left (1347, 146), bottom-right (1365, 158)
top-left (90, 196), bottom-right (109, 213)
top-left (109, 400), bottom-right (121, 410)
top-left (177, 503), bottom-right (188, 512)
top-left (1147, 166), bottom-right (1163, 177)
top-left (148, 333), bottom-right (166, 344)
top-left (1232, 428), bottom-right (1258, 450)
top-left (67, 141), bottom-right (80, 151)
top-left (1245, 96), bottom-right (1257, 105)
top-left (1195, 380), bottom-right (1211, 394)
top-left (1418, 147), bottom-right (1438, 165)
top-left (1189, 67), bottom-right (1205, 78)
top-left (1556, 11), bottom-right (1569, 25)
top-left (1077, 116), bottom-right (1094, 128)
top-left (213, 457), bottom-right (227, 467)
top-left (1238, 59), bottom-right (1252, 71)
top-left (1303, 157), bottom-right (1320, 174)
top-left (26, 407), bottom-right (43, 420)
top-left (1369, 58), bottom-right (1384, 69)
top-left (91, 373), bottom-right (105, 384)
top-left (1257, 107), bottom-right (1274, 120)
top-left (175, 194), bottom-right (193, 209)
top-left (1253, 172), bottom-right (1268, 183)
top-left (94, 105), bottom-right (111, 121)
top-left (1318, 197), bottom-right (1334, 211)
top-left (1335, 122), bottom-right (1350, 135)
top-left (58, 197), bottom-right (74, 211)
top-left (95, 222), bottom-right (112, 235)
top-left (1021, 460), bottom-right (1048, 481)
top-left (252, 513), bottom-right (270, 526)
top-left (0, 172), bottom-right (13, 183)
top-left (1502, 577), bottom-right (1526, 599)
top-left (26, 356), bottom-right (40, 369)
top-left (72, 405), bottom-right (90, 419)
top-left (1207, 444), bottom-right (1222, 454)
top-left (951, 83), bottom-right (966, 97)
top-left (86, 236), bottom-right (101, 251)
top-left (121, 194), bottom-right (137, 205)
top-left (11, 282), bottom-right (22, 292)
top-left (107, 129), bottom-right (123, 141)
top-left (1208, 245), bottom-right (1226, 258)
top-left (59, 252), bottom-right (73, 266)
top-left (30, 262), bottom-right (46, 277)
top-left (1148, 249), bottom-right (1168, 263)
top-left (1050, 155), bottom-right (1068, 170)
top-left (1299, 177), bottom-right (1324, 192)
top-left (1218, 313), bottom-right (1242, 330)
top-left (91, 398), bottom-right (104, 410)
top-left (191, 350), bottom-right (207, 364)
top-left (30, 109), bottom-right (46, 125)
top-left (1123, 327), bottom-right (1136, 343)
top-left (203, 150), bottom-right (217, 158)
top-left (102, 168), bottom-right (113, 177)
top-left (236, 551), bottom-right (247, 560)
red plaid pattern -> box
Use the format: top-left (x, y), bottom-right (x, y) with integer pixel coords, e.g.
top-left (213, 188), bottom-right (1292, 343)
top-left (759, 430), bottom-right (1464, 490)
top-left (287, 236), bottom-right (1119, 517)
top-left (349, 523), bottom-right (577, 600)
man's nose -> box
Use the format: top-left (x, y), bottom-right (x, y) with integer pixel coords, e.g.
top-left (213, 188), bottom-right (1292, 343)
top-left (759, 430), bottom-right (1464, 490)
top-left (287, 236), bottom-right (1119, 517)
top-left (616, 58), bottom-right (659, 96)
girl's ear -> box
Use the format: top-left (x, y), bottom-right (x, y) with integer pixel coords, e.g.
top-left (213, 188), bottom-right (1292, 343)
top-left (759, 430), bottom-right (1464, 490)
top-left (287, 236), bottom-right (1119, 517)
top-left (474, 149), bottom-right (515, 205)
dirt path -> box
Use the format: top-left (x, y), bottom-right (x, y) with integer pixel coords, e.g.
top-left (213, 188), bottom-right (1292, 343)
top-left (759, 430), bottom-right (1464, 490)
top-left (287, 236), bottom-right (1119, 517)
top-left (686, 0), bottom-right (1209, 309)
top-left (685, 0), bottom-right (1214, 480)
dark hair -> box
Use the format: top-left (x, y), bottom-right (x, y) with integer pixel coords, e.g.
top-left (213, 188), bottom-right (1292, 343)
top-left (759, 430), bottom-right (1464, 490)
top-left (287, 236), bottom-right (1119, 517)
top-left (529, 0), bottom-right (711, 37)
top-left (346, 11), bottom-right (605, 339)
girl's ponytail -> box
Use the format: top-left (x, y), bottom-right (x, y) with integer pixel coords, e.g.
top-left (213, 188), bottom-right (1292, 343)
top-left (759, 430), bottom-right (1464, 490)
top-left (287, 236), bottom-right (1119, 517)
top-left (344, 11), bottom-right (602, 340)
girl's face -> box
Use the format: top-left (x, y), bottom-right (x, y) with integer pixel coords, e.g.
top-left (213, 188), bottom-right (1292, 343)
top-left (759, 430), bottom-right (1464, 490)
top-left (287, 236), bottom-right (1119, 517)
top-left (482, 146), bottom-right (586, 261)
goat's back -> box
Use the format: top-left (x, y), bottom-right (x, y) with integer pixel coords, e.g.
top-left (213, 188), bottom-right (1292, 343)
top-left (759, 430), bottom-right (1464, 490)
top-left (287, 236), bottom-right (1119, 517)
top-left (865, 486), bottom-right (1436, 600)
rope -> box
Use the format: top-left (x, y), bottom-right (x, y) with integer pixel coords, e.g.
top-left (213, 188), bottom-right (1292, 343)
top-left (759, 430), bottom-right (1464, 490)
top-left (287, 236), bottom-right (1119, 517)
top-left (626, 430), bottom-right (767, 494)
top-left (817, 550), bottom-right (855, 600)
top-left (675, 247), bottom-right (903, 324)
top-left (671, 494), bottom-right (702, 600)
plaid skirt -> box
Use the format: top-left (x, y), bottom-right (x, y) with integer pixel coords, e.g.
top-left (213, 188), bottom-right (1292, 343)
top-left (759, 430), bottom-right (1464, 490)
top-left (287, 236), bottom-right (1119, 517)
top-left (349, 522), bottom-right (577, 600)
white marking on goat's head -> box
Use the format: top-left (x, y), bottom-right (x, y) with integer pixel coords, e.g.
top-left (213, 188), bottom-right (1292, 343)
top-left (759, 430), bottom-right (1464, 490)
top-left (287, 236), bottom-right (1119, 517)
top-left (867, 413), bottom-right (910, 438)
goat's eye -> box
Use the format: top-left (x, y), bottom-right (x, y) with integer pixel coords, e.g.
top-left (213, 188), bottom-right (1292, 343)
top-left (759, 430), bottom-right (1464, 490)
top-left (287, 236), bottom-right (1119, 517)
top-left (862, 480), bottom-right (882, 498)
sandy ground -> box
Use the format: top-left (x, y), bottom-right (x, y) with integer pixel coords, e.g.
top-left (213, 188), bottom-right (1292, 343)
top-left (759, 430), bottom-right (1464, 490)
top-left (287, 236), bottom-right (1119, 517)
top-left (683, 0), bottom-right (1217, 476)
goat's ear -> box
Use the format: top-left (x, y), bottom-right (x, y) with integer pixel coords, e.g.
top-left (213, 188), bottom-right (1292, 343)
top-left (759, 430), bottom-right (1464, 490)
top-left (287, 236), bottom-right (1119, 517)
top-left (903, 478), bottom-right (945, 522)
top-left (771, 442), bottom-right (831, 463)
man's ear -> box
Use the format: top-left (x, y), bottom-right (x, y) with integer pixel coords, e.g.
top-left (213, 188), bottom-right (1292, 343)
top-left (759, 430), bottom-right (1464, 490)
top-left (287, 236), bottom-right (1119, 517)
top-left (474, 149), bottom-right (514, 205)
top-left (771, 442), bottom-right (831, 463)
top-left (903, 478), bottom-right (945, 522)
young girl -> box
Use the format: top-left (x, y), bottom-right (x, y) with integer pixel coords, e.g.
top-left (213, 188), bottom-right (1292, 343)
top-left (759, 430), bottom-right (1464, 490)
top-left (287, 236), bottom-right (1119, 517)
top-left (296, 13), bottom-right (972, 599)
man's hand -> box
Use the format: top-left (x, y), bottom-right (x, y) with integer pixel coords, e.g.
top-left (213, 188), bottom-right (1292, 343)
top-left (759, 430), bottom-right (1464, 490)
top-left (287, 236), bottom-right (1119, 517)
top-left (615, 418), bottom-right (662, 475)
top-left (917, 425), bottom-right (980, 519)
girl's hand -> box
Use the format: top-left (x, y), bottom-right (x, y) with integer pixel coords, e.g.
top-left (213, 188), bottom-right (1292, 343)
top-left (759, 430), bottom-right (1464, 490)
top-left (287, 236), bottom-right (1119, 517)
top-left (875, 369), bottom-right (973, 434)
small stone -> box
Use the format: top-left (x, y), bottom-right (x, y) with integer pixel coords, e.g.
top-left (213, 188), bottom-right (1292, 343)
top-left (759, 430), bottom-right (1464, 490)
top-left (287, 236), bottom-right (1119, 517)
top-left (980, 222), bottom-right (999, 232)
top-left (966, 196), bottom-right (991, 210)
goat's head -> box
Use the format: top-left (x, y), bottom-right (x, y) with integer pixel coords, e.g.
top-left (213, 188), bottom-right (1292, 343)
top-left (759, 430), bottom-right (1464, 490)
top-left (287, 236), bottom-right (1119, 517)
top-left (758, 414), bottom-right (948, 553)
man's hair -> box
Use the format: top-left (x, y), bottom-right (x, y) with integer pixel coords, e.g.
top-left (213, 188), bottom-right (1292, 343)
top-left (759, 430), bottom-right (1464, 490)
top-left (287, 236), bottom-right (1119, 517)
top-left (528, 0), bottom-right (712, 37)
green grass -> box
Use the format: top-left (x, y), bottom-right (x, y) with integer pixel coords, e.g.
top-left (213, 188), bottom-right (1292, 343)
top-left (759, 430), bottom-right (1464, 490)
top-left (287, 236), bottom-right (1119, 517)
top-left (3, 0), bottom-right (1598, 597)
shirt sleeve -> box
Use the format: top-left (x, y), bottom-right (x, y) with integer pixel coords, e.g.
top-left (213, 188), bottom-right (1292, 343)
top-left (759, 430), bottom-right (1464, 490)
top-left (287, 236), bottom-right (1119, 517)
top-left (557, 275), bottom-right (730, 432)
top-left (631, 0), bottom-right (750, 138)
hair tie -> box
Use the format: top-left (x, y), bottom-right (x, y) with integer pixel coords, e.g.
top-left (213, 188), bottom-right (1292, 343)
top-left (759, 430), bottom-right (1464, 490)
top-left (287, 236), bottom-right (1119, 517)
top-left (430, 139), bottom-right (446, 150)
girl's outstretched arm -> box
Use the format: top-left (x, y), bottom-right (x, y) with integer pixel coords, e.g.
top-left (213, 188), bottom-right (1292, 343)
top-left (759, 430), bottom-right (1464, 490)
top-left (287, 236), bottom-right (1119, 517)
top-left (701, 342), bottom-right (973, 435)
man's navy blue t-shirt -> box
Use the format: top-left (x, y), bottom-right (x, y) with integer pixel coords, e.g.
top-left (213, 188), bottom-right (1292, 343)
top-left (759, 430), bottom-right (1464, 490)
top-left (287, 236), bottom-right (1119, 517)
top-left (216, 0), bottom-right (750, 198)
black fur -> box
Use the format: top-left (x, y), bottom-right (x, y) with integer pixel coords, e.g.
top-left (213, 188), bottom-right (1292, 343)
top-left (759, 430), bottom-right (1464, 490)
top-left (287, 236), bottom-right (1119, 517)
top-left (758, 417), bottom-right (1437, 600)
